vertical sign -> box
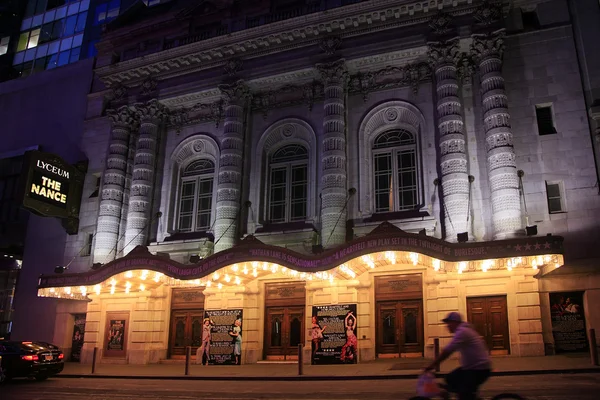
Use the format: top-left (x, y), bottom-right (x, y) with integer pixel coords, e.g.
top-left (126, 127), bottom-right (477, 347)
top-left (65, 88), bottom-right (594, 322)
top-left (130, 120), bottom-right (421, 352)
top-left (311, 304), bottom-right (358, 365)
top-left (70, 314), bottom-right (86, 362)
top-left (104, 312), bottom-right (129, 358)
top-left (203, 309), bottom-right (243, 365)
top-left (549, 291), bottom-right (589, 353)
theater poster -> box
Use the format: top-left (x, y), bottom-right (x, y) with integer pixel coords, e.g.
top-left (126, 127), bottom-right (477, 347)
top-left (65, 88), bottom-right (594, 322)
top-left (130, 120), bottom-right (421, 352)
top-left (104, 312), bottom-right (129, 358)
top-left (310, 304), bottom-right (357, 365)
top-left (203, 309), bottom-right (243, 365)
top-left (70, 314), bottom-right (86, 362)
top-left (549, 291), bottom-right (589, 353)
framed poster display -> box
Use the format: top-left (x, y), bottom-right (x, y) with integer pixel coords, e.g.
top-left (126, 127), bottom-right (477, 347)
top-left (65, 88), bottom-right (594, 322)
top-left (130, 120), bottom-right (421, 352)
top-left (104, 312), bottom-right (129, 358)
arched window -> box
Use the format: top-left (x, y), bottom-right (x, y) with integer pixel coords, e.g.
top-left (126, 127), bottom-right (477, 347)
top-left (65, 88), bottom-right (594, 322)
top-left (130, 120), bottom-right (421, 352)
top-left (268, 144), bottom-right (308, 223)
top-left (372, 129), bottom-right (418, 213)
top-left (178, 159), bottom-right (215, 232)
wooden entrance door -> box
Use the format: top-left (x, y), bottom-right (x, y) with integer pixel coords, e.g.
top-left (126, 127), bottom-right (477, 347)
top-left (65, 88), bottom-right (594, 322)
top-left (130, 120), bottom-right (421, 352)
top-left (169, 310), bottom-right (204, 357)
top-left (467, 296), bottom-right (510, 355)
top-left (264, 306), bottom-right (304, 360)
top-left (376, 300), bottom-right (423, 356)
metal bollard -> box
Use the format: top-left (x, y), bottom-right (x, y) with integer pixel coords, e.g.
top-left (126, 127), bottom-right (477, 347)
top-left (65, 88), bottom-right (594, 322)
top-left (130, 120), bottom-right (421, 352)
top-left (91, 347), bottom-right (98, 374)
top-left (298, 344), bottom-right (303, 376)
top-left (434, 338), bottom-right (440, 372)
top-left (185, 346), bottom-right (191, 375)
top-left (590, 329), bottom-right (598, 366)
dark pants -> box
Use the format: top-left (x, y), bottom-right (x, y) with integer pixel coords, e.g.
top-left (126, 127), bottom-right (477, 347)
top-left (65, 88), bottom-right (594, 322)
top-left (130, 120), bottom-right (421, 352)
top-left (445, 367), bottom-right (491, 400)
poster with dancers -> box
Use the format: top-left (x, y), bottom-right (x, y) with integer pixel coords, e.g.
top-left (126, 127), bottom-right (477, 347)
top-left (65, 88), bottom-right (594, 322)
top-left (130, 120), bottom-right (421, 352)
top-left (203, 309), bottom-right (243, 365)
top-left (311, 304), bottom-right (358, 365)
top-left (70, 314), bottom-right (86, 362)
top-left (549, 291), bottom-right (588, 353)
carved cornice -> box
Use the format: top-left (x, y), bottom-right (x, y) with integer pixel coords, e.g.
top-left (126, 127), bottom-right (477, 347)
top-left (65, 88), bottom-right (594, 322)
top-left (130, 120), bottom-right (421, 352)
top-left (348, 61), bottom-right (432, 98)
top-left (95, 0), bottom-right (478, 87)
top-left (168, 100), bottom-right (224, 133)
top-left (134, 99), bottom-right (169, 124)
top-left (251, 81), bottom-right (325, 118)
top-left (427, 38), bottom-right (461, 68)
top-left (106, 105), bottom-right (137, 129)
top-left (315, 59), bottom-right (348, 86)
top-left (218, 80), bottom-right (253, 105)
top-left (471, 29), bottom-right (506, 63)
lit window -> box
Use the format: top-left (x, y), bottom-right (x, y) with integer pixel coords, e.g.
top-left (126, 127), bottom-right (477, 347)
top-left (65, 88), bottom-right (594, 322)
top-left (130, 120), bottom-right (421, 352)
top-left (178, 160), bottom-right (215, 232)
top-left (268, 145), bottom-right (308, 223)
top-left (94, 4), bottom-right (107, 24)
top-left (0, 37), bottom-right (9, 56)
top-left (107, 0), bottom-right (120, 19)
top-left (535, 104), bottom-right (557, 136)
top-left (545, 181), bottom-right (565, 214)
top-left (372, 130), bottom-right (418, 213)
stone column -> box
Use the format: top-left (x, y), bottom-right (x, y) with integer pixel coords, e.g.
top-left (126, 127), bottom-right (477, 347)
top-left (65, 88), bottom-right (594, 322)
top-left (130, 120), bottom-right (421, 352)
top-left (428, 39), bottom-right (470, 242)
top-left (123, 99), bottom-right (168, 255)
top-left (214, 81), bottom-right (251, 253)
top-left (316, 59), bottom-right (348, 248)
top-left (94, 106), bottom-right (137, 264)
top-left (117, 128), bottom-right (137, 256)
top-left (471, 30), bottom-right (522, 239)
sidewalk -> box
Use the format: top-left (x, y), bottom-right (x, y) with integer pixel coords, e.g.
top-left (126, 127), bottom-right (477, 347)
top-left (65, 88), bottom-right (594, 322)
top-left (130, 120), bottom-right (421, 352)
top-left (59, 354), bottom-right (600, 380)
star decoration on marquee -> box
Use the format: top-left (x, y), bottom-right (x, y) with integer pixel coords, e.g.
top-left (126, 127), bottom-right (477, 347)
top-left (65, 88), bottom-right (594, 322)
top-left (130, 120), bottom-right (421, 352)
top-left (514, 244), bottom-right (522, 251)
top-left (524, 243), bottom-right (532, 250)
top-left (544, 242), bottom-right (551, 249)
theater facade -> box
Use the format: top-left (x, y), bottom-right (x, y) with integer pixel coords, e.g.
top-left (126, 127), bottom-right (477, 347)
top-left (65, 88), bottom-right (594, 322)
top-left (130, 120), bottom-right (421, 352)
top-left (35, 0), bottom-right (600, 365)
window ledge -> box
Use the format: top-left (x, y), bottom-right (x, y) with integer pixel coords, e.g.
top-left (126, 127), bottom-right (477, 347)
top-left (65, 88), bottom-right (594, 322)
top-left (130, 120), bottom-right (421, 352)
top-left (255, 221), bottom-right (316, 234)
top-left (362, 210), bottom-right (429, 223)
top-left (163, 231), bottom-right (214, 242)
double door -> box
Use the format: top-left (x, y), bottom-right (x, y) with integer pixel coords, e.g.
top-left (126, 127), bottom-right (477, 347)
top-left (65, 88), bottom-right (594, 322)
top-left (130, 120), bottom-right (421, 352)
top-left (169, 310), bottom-right (204, 357)
top-left (376, 300), bottom-right (423, 356)
top-left (467, 296), bottom-right (510, 355)
top-left (264, 306), bottom-right (304, 360)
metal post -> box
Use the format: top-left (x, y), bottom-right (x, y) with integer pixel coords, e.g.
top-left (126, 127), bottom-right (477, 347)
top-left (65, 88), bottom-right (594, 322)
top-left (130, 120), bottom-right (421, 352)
top-left (590, 329), bottom-right (598, 366)
top-left (434, 338), bottom-right (440, 372)
top-left (298, 344), bottom-right (304, 376)
top-left (185, 346), bottom-right (191, 375)
top-left (91, 347), bottom-right (98, 374)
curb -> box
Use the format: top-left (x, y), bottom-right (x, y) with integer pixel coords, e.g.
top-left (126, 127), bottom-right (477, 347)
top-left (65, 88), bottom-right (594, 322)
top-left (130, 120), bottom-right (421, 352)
top-left (56, 368), bottom-right (600, 381)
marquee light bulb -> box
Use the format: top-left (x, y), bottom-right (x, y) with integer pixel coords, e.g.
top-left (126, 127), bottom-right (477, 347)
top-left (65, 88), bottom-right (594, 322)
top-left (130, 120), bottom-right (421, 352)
top-left (94, 284), bottom-right (101, 295)
top-left (125, 271), bottom-right (133, 278)
top-left (141, 270), bottom-right (148, 280)
top-left (139, 284), bottom-right (145, 292)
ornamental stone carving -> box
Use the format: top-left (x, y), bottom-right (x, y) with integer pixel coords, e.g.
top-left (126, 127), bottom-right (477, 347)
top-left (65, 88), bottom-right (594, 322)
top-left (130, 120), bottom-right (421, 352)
top-left (427, 39), bottom-right (461, 67)
top-left (218, 80), bottom-right (252, 105)
top-left (319, 36), bottom-right (342, 55)
top-left (140, 76), bottom-right (158, 95)
top-left (134, 99), bottom-right (169, 124)
top-left (224, 58), bottom-right (243, 77)
top-left (429, 11), bottom-right (453, 35)
top-left (473, 0), bottom-right (503, 26)
top-left (107, 105), bottom-right (136, 128)
top-left (316, 59), bottom-right (348, 86)
top-left (471, 29), bottom-right (505, 62)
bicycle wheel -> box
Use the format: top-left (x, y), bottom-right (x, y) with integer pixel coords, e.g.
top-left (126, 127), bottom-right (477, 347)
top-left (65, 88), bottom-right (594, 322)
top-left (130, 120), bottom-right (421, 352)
top-left (490, 393), bottom-right (525, 400)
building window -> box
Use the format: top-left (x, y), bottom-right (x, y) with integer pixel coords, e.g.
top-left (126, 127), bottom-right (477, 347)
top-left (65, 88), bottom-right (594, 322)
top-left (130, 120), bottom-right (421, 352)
top-left (0, 37), bottom-right (9, 56)
top-left (268, 145), bottom-right (308, 223)
top-left (90, 175), bottom-right (100, 198)
top-left (95, 0), bottom-right (120, 25)
top-left (535, 104), bottom-right (557, 135)
top-left (17, 29), bottom-right (41, 52)
top-left (546, 181), bottom-right (565, 214)
top-left (178, 160), bottom-right (215, 232)
top-left (80, 233), bottom-right (94, 257)
top-left (373, 130), bottom-right (418, 213)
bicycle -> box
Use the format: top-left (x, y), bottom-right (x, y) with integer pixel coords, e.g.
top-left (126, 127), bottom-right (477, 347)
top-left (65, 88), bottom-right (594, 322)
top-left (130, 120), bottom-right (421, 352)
top-left (408, 372), bottom-right (526, 400)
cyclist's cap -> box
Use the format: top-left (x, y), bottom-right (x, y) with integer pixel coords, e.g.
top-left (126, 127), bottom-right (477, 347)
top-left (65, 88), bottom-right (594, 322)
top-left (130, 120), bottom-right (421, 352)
top-left (442, 312), bottom-right (462, 323)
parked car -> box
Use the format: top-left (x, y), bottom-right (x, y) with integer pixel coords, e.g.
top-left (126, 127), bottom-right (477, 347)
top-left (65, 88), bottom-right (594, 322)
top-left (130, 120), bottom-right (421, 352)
top-left (0, 341), bottom-right (64, 381)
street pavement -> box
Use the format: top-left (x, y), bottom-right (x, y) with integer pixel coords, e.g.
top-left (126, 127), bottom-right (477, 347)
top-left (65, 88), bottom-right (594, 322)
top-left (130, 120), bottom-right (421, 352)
top-left (2, 373), bottom-right (599, 400)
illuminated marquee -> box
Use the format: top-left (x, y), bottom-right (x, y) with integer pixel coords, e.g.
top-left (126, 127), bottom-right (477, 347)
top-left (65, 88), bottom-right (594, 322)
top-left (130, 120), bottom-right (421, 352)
top-left (21, 150), bottom-right (85, 234)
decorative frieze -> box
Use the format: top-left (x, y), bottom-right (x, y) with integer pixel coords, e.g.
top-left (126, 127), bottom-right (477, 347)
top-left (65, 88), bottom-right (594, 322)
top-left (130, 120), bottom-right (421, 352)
top-left (471, 30), bottom-right (522, 239)
top-left (94, 106), bottom-right (138, 264)
top-left (428, 39), bottom-right (470, 242)
top-left (316, 60), bottom-right (348, 248)
top-left (123, 100), bottom-right (169, 255)
top-left (213, 81), bottom-right (252, 253)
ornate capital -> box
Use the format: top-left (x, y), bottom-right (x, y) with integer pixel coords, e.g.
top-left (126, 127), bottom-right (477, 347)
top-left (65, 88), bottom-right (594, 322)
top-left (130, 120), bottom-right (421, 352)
top-left (135, 99), bottom-right (169, 124)
top-left (107, 105), bottom-right (137, 129)
top-left (140, 76), bottom-right (158, 96)
top-left (456, 53), bottom-right (476, 84)
top-left (319, 36), bottom-right (342, 56)
top-left (471, 29), bottom-right (505, 64)
top-left (429, 11), bottom-right (453, 35)
top-left (427, 38), bottom-right (460, 68)
top-left (218, 80), bottom-right (252, 105)
top-left (473, 0), bottom-right (503, 26)
top-left (315, 59), bottom-right (348, 86)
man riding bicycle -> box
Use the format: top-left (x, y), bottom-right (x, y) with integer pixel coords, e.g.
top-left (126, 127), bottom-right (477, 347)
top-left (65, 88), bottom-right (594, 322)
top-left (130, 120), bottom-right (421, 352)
top-left (424, 312), bottom-right (492, 400)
